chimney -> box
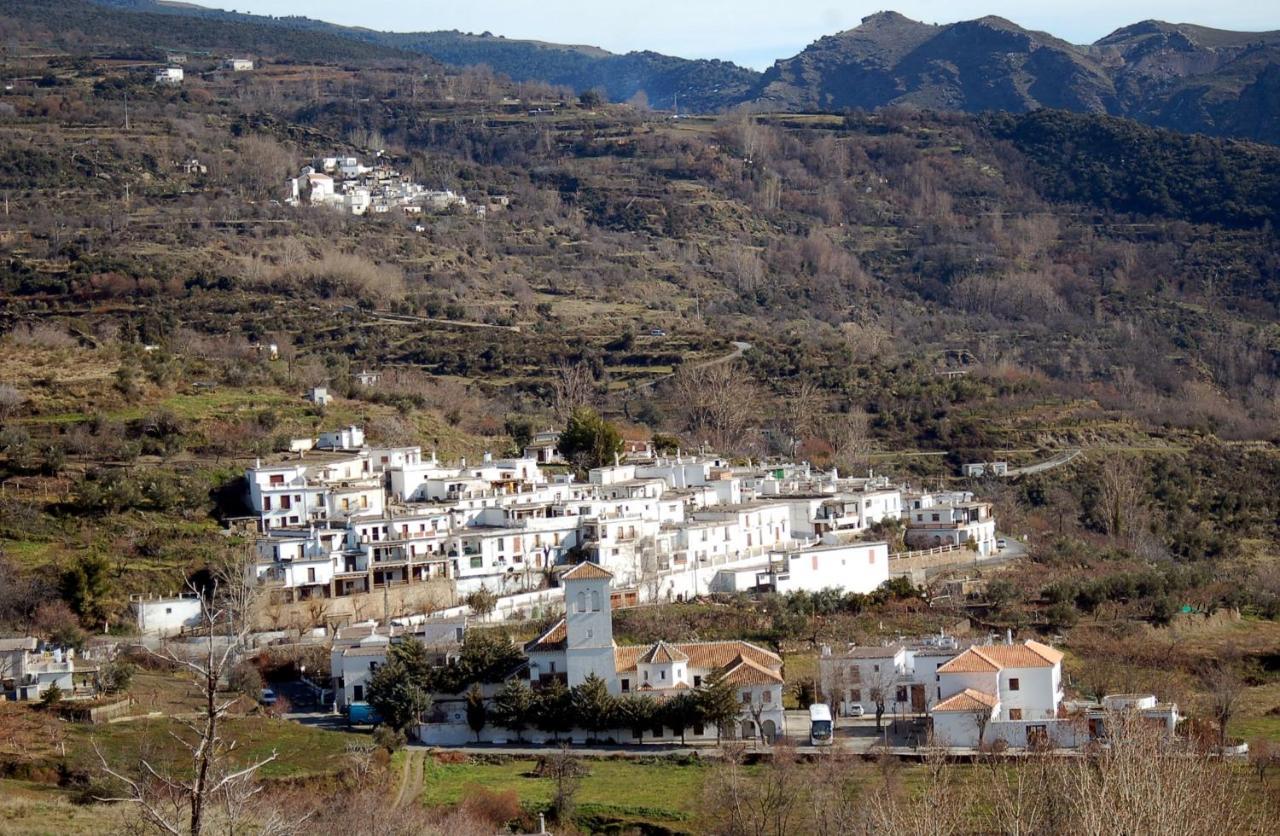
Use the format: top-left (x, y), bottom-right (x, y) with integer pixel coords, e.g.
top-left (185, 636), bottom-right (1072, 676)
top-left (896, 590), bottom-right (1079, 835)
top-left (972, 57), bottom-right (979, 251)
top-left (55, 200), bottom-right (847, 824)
top-left (1005, 628), bottom-right (1013, 646)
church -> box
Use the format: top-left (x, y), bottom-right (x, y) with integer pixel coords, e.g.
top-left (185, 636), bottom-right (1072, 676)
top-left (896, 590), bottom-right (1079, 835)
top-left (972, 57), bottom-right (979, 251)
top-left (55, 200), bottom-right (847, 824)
top-left (420, 561), bottom-right (788, 745)
top-left (522, 561), bottom-right (788, 742)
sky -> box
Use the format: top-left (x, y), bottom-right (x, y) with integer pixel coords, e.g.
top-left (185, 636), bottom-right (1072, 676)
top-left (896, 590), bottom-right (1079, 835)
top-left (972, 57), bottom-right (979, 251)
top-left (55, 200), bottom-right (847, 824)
top-left (225, 1), bottom-right (1280, 69)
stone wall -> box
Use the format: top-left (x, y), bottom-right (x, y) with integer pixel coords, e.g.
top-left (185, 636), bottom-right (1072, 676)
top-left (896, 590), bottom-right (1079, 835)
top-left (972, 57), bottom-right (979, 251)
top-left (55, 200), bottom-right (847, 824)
top-left (252, 578), bottom-right (455, 632)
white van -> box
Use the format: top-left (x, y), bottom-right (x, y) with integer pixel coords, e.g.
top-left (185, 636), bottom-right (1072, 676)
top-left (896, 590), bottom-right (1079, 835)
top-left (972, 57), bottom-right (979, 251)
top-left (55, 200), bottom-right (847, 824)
top-left (809, 703), bottom-right (834, 746)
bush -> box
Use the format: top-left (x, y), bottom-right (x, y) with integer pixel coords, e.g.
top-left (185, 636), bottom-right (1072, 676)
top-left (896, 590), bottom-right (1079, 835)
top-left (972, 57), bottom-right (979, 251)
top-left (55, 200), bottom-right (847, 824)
top-left (38, 684), bottom-right (63, 709)
top-left (99, 659), bottom-right (135, 694)
top-left (373, 724), bottom-right (406, 752)
top-left (227, 660), bottom-right (262, 699)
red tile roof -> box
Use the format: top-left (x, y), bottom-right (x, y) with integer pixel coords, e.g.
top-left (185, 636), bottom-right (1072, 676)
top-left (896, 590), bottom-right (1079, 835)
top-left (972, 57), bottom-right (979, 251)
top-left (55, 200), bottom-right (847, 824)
top-left (524, 619), bottom-right (568, 653)
top-left (933, 688), bottom-right (1000, 712)
top-left (637, 640), bottom-right (689, 664)
top-left (561, 562), bottom-right (613, 581)
top-left (937, 640), bottom-right (1063, 674)
top-left (719, 655), bottom-right (785, 686)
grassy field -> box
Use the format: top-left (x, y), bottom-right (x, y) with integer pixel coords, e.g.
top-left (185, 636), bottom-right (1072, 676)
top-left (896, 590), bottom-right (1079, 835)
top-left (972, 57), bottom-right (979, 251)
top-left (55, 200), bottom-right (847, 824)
top-left (419, 756), bottom-right (708, 829)
top-left (0, 779), bottom-right (126, 836)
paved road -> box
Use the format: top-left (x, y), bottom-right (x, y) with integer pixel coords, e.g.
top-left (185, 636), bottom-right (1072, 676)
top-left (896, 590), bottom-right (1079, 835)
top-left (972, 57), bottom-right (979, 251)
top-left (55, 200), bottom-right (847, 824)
top-left (1006, 448), bottom-right (1082, 477)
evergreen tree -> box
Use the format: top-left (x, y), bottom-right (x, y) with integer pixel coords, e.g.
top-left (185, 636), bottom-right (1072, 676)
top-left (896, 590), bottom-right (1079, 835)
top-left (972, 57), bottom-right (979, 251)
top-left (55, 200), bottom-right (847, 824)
top-left (535, 680), bottom-right (573, 741)
top-left (465, 683), bottom-right (487, 742)
top-left (558, 406), bottom-right (623, 471)
top-left (661, 691), bottom-right (702, 745)
top-left (493, 678), bottom-right (536, 742)
top-left (570, 673), bottom-right (616, 740)
top-left (613, 693), bottom-right (658, 741)
top-left (365, 638), bottom-right (435, 733)
top-left (697, 671), bottom-right (741, 742)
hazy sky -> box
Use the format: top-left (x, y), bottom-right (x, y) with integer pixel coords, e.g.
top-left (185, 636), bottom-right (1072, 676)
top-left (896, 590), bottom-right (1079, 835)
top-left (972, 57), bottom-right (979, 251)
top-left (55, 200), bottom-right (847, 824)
top-left (227, 1), bottom-right (1280, 69)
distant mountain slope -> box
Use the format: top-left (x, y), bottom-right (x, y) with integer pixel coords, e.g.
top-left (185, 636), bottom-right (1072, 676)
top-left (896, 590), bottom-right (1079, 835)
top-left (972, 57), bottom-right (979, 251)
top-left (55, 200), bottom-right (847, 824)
top-left (7, 0), bottom-right (419, 64)
top-left (89, 0), bottom-right (758, 111)
top-left (57, 2), bottom-right (1280, 142)
top-left (373, 33), bottom-right (758, 112)
top-left (751, 12), bottom-right (1280, 143)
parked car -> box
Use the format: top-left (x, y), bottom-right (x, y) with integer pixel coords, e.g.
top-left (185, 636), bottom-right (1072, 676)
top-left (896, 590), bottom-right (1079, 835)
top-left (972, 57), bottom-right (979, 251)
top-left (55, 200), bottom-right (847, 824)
top-left (847, 704), bottom-right (866, 718)
top-left (259, 688), bottom-right (277, 706)
top-left (997, 538), bottom-right (1008, 550)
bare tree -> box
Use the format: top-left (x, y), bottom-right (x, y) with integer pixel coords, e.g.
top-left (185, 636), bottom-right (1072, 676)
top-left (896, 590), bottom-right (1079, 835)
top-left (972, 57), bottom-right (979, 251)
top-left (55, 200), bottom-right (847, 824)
top-left (0, 383), bottom-right (23, 421)
top-left (1202, 660), bottom-right (1244, 748)
top-left (1097, 457), bottom-right (1146, 539)
top-left (551, 361), bottom-right (597, 421)
top-left (95, 547), bottom-right (278, 835)
top-left (670, 362), bottom-right (760, 455)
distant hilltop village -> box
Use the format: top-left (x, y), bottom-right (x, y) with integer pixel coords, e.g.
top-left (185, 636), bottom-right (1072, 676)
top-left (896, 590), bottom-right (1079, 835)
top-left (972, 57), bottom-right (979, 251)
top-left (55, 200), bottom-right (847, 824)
top-left (244, 423), bottom-right (999, 620)
top-left (285, 154), bottom-right (507, 218)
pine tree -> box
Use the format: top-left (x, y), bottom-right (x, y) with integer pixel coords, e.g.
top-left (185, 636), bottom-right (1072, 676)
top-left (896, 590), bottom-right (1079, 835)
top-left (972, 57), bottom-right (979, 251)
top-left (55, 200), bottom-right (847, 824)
top-left (535, 679), bottom-right (573, 741)
top-left (570, 673), bottom-right (616, 740)
top-left (697, 671), bottom-right (741, 742)
top-left (465, 683), bottom-right (487, 742)
top-left (493, 678), bottom-right (535, 742)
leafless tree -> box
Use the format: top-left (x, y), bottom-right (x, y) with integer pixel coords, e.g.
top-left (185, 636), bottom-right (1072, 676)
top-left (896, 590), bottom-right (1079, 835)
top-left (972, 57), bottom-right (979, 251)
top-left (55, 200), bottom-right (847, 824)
top-left (0, 383), bottom-right (23, 421)
top-left (1201, 660), bottom-right (1244, 748)
top-left (702, 743), bottom-right (805, 836)
top-left (669, 362), bottom-right (760, 455)
top-left (1097, 456), bottom-right (1146, 539)
top-left (1055, 710), bottom-right (1264, 834)
top-left (551, 360), bottom-right (597, 421)
top-left (95, 547), bottom-right (280, 836)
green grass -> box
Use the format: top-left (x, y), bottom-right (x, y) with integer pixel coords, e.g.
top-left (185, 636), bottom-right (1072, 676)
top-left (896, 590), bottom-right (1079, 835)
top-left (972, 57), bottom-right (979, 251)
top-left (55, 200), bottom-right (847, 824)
top-left (65, 716), bottom-right (366, 780)
top-left (419, 757), bottom-right (708, 826)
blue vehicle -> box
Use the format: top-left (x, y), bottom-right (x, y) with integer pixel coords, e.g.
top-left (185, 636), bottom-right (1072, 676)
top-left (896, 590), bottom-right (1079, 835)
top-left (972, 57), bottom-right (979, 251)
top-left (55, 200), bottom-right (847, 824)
top-left (346, 701), bottom-right (383, 727)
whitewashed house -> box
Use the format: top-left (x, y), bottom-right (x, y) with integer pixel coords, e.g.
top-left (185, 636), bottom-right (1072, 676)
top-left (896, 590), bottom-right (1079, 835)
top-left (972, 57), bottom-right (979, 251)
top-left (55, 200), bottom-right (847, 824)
top-left (154, 67), bottom-right (183, 85)
top-left (131, 593), bottom-right (203, 636)
top-left (931, 640), bottom-right (1065, 748)
top-left (330, 617), bottom-right (466, 709)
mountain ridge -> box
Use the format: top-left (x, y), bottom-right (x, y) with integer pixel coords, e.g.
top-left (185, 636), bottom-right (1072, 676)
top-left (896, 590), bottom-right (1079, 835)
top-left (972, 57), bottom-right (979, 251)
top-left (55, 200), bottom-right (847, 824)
top-left (71, 1), bottom-right (1280, 142)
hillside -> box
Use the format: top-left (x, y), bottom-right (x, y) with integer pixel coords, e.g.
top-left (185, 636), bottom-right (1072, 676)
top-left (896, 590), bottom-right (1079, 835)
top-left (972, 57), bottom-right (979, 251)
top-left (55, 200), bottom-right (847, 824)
top-left (90, 0), bottom-right (759, 111)
top-left (78, 2), bottom-right (1280, 142)
top-left (752, 12), bottom-right (1280, 143)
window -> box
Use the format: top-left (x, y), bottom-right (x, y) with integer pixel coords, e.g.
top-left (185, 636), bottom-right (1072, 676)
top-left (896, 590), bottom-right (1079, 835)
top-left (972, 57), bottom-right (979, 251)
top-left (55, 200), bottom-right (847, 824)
top-left (931, 513), bottom-right (940, 522)
top-left (643, 670), bottom-right (649, 682)
top-left (577, 591), bottom-right (587, 613)
top-left (896, 686), bottom-right (908, 703)
top-left (694, 723), bottom-right (705, 736)
top-left (1009, 678), bottom-right (1020, 691)
top-left (165, 607), bottom-right (172, 615)
top-left (868, 552), bottom-right (876, 564)
top-left (263, 496), bottom-right (272, 511)
top-left (693, 675), bottom-right (702, 687)
top-left (1009, 708), bottom-right (1023, 721)
top-left (269, 474), bottom-right (284, 486)
top-left (660, 670), bottom-right (666, 680)
top-left (621, 679), bottom-right (630, 692)
top-left (872, 664), bottom-right (880, 673)
top-left (470, 556), bottom-right (482, 569)
top-left (353, 685), bottom-right (363, 701)
top-left (590, 589), bottom-right (601, 612)
top-left (850, 689), bottom-right (861, 702)
top-left (741, 691), bottom-right (751, 705)
top-left (307, 568), bottom-right (316, 583)
top-left (369, 661), bottom-right (378, 671)
top-left (762, 689), bottom-right (772, 703)
top-left (281, 495), bottom-right (292, 510)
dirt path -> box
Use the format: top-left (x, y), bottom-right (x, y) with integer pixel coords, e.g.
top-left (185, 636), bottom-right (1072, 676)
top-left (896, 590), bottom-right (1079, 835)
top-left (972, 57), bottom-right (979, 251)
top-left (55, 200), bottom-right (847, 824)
top-left (394, 749), bottom-right (425, 809)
